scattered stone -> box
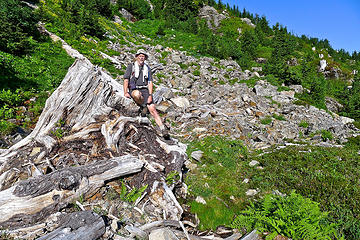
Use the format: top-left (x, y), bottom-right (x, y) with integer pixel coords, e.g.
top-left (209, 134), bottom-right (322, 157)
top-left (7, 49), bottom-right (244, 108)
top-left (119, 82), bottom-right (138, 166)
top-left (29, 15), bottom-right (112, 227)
top-left (120, 8), bottom-right (135, 22)
top-left (149, 228), bottom-right (179, 240)
top-left (199, 6), bottom-right (227, 30)
top-left (191, 150), bottom-right (204, 161)
top-left (195, 196), bottom-right (207, 204)
top-left (240, 230), bottom-right (261, 240)
top-left (245, 189), bottom-right (258, 196)
top-left (193, 127), bottom-right (207, 133)
top-left (171, 97), bottom-right (190, 109)
top-left (249, 160), bottom-right (259, 167)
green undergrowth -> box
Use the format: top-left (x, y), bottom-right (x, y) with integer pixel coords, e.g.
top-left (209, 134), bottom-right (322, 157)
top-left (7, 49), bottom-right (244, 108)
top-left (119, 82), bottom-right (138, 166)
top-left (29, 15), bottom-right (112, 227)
top-left (185, 136), bottom-right (249, 229)
top-left (132, 19), bottom-right (203, 55)
top-left (1, 39), bottom-right (73, 90)
top-left (231, 191), bottom-right (343, 240)
top-left (185, 136), bottom-right (360, 239)
top-left (0, 38), bottom-right (72, 135)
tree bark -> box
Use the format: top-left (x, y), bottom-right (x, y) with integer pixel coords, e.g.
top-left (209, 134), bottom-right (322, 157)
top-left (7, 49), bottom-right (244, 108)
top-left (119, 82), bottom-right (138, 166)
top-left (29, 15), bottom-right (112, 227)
top-left (0, 155), bottom-right (143, 228)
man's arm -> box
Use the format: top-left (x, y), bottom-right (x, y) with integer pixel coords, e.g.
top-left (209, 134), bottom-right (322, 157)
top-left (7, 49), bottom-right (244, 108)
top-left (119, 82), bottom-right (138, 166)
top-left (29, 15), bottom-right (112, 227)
top-left (123, 64), bottom-right (132, 98)
top-left (124, 79), bottom-right (131, 98)
top-left (147, 81), bottom-right (153, 104)
top-left (147, 66), bottom-right (153, 104)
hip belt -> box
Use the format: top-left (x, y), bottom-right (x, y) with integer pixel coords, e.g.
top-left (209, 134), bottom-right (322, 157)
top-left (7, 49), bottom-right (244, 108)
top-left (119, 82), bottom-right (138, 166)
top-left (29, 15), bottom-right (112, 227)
top-left (131, 86), bottom-right (148, 90)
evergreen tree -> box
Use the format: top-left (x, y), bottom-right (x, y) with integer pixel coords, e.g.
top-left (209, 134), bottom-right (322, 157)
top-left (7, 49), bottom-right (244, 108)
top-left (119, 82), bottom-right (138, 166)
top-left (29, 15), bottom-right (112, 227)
top-left (265, 24), bottom-right (296, 84)
top-left (240, 30), bottom-right (258, 59)
top-left (345, 73), bottom-right (360, 119)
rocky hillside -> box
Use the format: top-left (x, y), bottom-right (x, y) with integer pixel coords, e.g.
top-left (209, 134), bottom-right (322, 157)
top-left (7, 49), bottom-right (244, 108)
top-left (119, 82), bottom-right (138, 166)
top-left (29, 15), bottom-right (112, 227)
top-left (111, 40), bottom-right (358, 150)
top-left (0, 3), bottom-right (359, 240)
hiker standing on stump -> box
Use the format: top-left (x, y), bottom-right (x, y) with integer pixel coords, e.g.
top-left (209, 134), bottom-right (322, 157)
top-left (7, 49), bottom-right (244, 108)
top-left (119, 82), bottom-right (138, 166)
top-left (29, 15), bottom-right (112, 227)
top-left (123, 49), bottom-right (169, 139)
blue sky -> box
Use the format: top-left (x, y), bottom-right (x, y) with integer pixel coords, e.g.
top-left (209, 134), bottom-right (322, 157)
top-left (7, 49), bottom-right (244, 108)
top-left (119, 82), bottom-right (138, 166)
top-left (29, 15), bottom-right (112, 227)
top-left (221, 0), bottom-right (360, 54)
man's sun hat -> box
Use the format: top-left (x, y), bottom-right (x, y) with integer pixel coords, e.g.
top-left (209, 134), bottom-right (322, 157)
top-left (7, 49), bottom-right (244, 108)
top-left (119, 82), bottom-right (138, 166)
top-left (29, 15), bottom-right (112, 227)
top-left (135, 49), bottom-right (148, 59)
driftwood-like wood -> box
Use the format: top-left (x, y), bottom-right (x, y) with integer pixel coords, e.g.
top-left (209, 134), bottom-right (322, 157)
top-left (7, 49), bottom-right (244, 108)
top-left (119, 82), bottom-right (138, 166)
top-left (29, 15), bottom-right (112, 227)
top-left (0, 30), bottom-right (186, 237)
top-left (0, 155), bottom-right (143, 228)
top-left (37, 211), bottom-right (105, 240)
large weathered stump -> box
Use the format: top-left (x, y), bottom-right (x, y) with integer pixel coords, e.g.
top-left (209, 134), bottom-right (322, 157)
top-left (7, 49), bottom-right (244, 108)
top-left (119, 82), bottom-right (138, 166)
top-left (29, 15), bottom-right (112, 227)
top-left (0, 59), bottom-right (186, 230)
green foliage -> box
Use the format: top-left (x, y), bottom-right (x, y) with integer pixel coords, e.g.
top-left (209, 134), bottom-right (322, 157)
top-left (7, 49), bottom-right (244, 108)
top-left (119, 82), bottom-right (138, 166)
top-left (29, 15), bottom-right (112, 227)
top-left (190, 198), bottom-right (235, 230)
top-left (298, 74), bottom-right (327, 110)
top-left (341, 73), bottom-right (360, 120)
top-left (0, 120), bottom-right (17, 136)
top-left (185, 136), bottom-right (249, 229)
top-left (0, 89), bottom-right (31, 106)
top-left (320, 130), bottom-right (333, 141)
top-left (249, 145), bottom-right (360, 239)
top-left (0, 0), bottom-right (39, 54)
top-left (264, 24), bottom-right (296, 83)
top-left (40, 0), bottom-right (108, 39)
top-left (272, 114), bottom-right (286, 121)
top-left (0, 105), bottom-right (16, 120)
top-left (260, 116), bottom-right (272, 125)
top-left (51, 119), bottom-right (65, 139)
top-left (119, 182), bottom-right (148, 203)
top-left (298, 120), bottom-right (309, 128)
top-left (165, 170), bottom-right (180, 185)
top-left (0, 40), bottom-right (73, 90)
top-left (117, 0), bottom-right (152, 19)
top-left (193, 69), bottom-right (200, 76)
top-left (231, 192), bottom-right (342, 240)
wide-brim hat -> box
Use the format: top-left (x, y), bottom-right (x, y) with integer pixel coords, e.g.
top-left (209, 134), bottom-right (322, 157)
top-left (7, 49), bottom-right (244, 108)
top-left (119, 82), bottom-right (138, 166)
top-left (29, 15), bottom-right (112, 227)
top-left (135, 49), bottom-right (148, 59)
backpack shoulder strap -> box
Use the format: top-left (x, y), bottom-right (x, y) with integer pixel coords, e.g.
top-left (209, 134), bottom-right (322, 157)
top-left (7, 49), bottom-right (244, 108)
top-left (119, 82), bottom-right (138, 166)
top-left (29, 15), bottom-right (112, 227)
top-left (131, 62), bottom-right (135, 77)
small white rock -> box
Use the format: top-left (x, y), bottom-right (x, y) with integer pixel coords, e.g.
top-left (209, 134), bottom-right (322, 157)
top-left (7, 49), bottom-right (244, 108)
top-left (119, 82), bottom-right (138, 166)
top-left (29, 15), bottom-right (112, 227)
top-left (195, 196), bottom-right (207, 204)
top-left (249, 160), bottom-right (259, 167)
top-left (193, 127), bottom-right (207, 133)
top-left (242, 178), bottom-right (249, 184)
top-left (245, 189), bottom-right (258, 196)
top-left (191, 150), bottom-right (204, 161)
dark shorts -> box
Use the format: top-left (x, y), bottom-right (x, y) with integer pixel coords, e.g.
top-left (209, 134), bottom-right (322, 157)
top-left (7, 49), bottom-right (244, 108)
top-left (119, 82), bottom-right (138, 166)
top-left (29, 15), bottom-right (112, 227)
top-left (130, 88), bottom-right (151, 107)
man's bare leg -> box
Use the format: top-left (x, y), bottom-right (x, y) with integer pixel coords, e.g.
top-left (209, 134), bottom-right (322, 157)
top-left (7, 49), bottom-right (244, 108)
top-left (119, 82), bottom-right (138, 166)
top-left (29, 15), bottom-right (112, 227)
top-left (131, 90), bottom-right (144, 105)
top-left (148, 103), bottom-right (169, 139)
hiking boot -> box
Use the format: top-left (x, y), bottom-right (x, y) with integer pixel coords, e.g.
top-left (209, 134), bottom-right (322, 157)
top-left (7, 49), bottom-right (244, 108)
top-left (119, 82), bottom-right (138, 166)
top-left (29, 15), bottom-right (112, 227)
top-left (161, 128), bottom-right (170, 140)
top-left (140, 106), bottom-right (148, 117)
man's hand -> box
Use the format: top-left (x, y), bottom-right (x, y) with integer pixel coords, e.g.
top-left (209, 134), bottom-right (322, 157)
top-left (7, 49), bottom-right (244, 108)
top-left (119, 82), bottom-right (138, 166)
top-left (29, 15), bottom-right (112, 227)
top-left (125, 92), bottom-right (131, 98)
top-left (147, 95), bottom-right (153, 104)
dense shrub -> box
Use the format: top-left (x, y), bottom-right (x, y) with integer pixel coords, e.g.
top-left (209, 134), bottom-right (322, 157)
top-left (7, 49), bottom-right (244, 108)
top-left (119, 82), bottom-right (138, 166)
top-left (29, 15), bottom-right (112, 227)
top-left (0, 0), bottom-right (39, 54)
top-left (231, 192), bottom-right (342, 240)
top-left (249, 145), bottom-right (360, 239)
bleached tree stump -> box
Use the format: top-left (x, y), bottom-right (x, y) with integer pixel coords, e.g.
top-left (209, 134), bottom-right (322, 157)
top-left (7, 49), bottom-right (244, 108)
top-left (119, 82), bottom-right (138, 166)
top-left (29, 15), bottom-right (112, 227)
top-left (0, 58), bottom-right (186, 230)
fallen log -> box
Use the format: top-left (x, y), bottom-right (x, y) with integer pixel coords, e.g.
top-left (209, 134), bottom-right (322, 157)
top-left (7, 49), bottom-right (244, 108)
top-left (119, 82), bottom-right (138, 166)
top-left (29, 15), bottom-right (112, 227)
top-left (37, 211), bottom-right (105, 240)
top-left (0, 155), bottom-right (143, 228)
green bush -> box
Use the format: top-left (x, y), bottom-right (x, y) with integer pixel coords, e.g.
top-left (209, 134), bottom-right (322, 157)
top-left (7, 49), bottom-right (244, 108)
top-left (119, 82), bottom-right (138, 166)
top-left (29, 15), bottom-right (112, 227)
top-left (231, 191), bottom-right (342, 240)
top-left (260, 116), bottom-right (272, 125)
top-left (299, 120), bottom-right (309, 128)
top-left (320, 130), bottom-right (333, 141)
top-left (0, 120), bottom-right (17, 136)
top-left (249, 145), bottom-right (360, 239)
top-left (272, 114), bottom-right (286, 121)
top-left (0, 0), bottom-right (40, 54)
